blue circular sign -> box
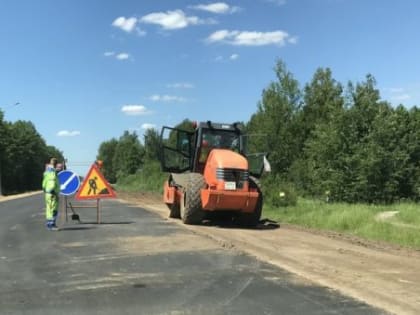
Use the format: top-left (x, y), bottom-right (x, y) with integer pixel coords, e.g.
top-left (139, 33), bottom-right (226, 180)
top-left (58, 170), bottom-right (81, 196)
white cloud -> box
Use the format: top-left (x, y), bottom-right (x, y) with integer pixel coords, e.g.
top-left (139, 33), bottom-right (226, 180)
top-left (264, 0), bottom-right (286, 6)
top-left (116, 53), bottom-right (130, 60)
top-left (104, 51), bottom-right (131, 61)
top-left (121, 105), bottom-right (149, 115)
top-left (189, 2), bottom-right (241, 14)
top-left (383, 87), bottom-right (413, 104)
top-left (389, 87), bottom-right (404, 93)
top-left (135, 28), bottom-right (147, 36)
top-left (392, 94), bottom-right (411, 102)
top-left (140, 9), bottom-right (210, 30)
top-left (207, 29), bottom-right (230, 42)
top-left (57, 130), bottom-right (81, 137)
top-left (167, 82), bottom-right (194, 89)
top-left (230, 53), bottom-right (239, 60)
top-left (112, 16), bottom-right (138, 32)
top-left (141, 123), bottom-right (156, 130)
top-left (214, 53), bottom-right (239, 62)
top-left (288, 36), bottom-right (298, 44)
top-left (206, 29), bottom-right (294, 46)
top-left (149, 94), bottom-right (186, 102)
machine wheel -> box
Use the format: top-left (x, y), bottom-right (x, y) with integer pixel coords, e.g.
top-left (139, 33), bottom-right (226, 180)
top-left (180, 173), bottom-right (206, 225)
top-left (237, 176), bottom-right (263, 227)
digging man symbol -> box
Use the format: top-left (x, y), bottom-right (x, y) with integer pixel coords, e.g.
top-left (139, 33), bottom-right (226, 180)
top-left (88, 176), bottom-right (98, 195)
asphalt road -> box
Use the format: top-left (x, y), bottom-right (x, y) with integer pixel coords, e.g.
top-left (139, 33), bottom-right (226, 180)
top-left (0, 194), bottom-right (385, 315)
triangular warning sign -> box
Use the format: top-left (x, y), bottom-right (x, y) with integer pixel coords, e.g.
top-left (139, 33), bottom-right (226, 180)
top-left (76, 164), bottom-right (116, 200)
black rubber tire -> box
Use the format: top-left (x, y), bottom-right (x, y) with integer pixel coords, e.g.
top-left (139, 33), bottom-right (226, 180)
top-left (167, 203), bottom-right (180, 218)
top-left (237, 176), bottom-right (263, 227)
top-left (180, 173), bottom-right (206, 225)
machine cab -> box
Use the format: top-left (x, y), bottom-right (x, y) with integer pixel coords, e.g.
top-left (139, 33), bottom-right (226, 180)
top-left (160, 121), bottom-right (267, 178)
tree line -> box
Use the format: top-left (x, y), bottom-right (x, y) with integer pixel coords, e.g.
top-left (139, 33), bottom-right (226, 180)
top-left (0, 111), bottom-right (63, 195)
top-left (97, 59), bottom-right (419, 204)
top-left (247, 60), bottom-right (420, 203)
top-left (96, 128), bottom-right (161, 184)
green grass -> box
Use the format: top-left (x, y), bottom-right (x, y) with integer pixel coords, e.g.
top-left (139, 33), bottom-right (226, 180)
top-left (263, 198), bottom-right (420, 249)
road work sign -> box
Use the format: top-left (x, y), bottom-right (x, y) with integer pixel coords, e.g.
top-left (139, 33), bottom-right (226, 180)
top-left (75, 164), bottom-right (116, 200)
top-left (58, 170), bottom-right (80, 196)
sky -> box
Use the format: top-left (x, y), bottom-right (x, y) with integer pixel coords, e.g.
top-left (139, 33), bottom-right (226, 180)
top-left (1, 0), bottom-right (420, 176)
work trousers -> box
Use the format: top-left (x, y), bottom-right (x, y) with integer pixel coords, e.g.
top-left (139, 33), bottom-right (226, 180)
top-left (45, 193), bottom-right (59, 222)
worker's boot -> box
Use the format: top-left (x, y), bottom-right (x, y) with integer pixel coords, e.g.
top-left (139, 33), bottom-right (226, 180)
top-left (46, 220), bottom-right (58, 231)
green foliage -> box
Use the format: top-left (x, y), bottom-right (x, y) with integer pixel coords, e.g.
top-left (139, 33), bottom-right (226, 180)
top-left (113, 131), bottom-right (144, 180)
top-left (247, 60), bottom-right (302, 175)
top-left (143, 128), bottom-right (161, 161)
top-left (117, 160), bottom-right (165, 193)
top-left (97, 138), bottom-right (118, 183)
top-left (98, 127), bottom-right (164, 188)
top-left (262, 175), bottom-right (297, 207)
top-left (0, 117), bottom-right (62, 194)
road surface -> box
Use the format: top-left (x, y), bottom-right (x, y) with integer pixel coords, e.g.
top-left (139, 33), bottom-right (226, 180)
top-left (0, 194), bottom-right (384, 314)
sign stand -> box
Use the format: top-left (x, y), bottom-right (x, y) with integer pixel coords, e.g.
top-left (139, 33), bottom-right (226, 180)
top-left (64, 196), bottom-right (102, 224)
top-left (58, 162), bottom-right (116, 225)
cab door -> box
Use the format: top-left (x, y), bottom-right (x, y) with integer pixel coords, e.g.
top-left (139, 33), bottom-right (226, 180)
top-left (241, 134), bottom-right (269, 178)
top-left (160, 126), bottom-right (194, 173)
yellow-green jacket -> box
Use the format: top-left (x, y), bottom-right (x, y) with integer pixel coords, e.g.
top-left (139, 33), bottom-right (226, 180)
top-left (42, 167), bottom-right (60, 194)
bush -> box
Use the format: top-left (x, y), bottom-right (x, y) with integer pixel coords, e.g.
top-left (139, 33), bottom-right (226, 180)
top-left (262, 175), bottom-right (298, 207)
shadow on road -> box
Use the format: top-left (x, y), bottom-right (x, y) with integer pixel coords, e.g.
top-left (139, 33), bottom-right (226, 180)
top-left (78, 221), bottom-right (135, 225)
top-left (59, 226), bottom-right (97, 231)
top-left (202, 217), bottom-right (280, 230)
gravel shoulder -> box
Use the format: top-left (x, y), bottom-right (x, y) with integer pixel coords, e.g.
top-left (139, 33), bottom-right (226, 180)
top-left (118, 191), bottom-right (420, 315)
top-left (0, 191), bottom-right (42, 202)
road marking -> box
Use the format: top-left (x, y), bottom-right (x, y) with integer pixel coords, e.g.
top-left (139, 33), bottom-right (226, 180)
top-left (60, 173), bottom-right (77, 190)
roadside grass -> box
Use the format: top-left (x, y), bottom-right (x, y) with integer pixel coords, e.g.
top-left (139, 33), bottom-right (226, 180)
top-left (263, 198), bottom-right (420, 249)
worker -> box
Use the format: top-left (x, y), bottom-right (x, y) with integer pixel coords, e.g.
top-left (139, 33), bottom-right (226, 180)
top-left (199, 139), bottom-right (210, 163)
top-left (42, 158), bottom-right (60, 231)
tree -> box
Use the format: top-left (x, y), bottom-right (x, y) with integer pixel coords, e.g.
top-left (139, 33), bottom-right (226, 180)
top-left (97, 138), bottom-right (118, 183)
top-left (247, 60), bottom-right (302, 175)
top-left (0, 110), bottom-right (6, 195)
top-left (143, 128), bottom-right (161, 162)
top-left (289, 68), bottom-right (345, 192)
top-left (302, 75), bottom-right (402, 202)
top-left (301, 68), bottom-right (344, 140)
top-left (112, 131), bottom-right (144, 179)
top-left (1, 120), bottom-right (63, 193)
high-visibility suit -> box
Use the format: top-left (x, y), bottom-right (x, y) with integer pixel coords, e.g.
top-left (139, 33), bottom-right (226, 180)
top-left (42, 166), bottom-right (60, 229)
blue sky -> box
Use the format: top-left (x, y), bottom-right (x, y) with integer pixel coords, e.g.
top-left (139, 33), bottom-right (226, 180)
top-left (1, 0), bottom-right (420, 175)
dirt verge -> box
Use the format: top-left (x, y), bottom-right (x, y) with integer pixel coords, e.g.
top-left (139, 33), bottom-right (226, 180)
top-left (0, 191), bottom-right (42, 203)
top-left (119, 191), bottom-right (420, 315)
